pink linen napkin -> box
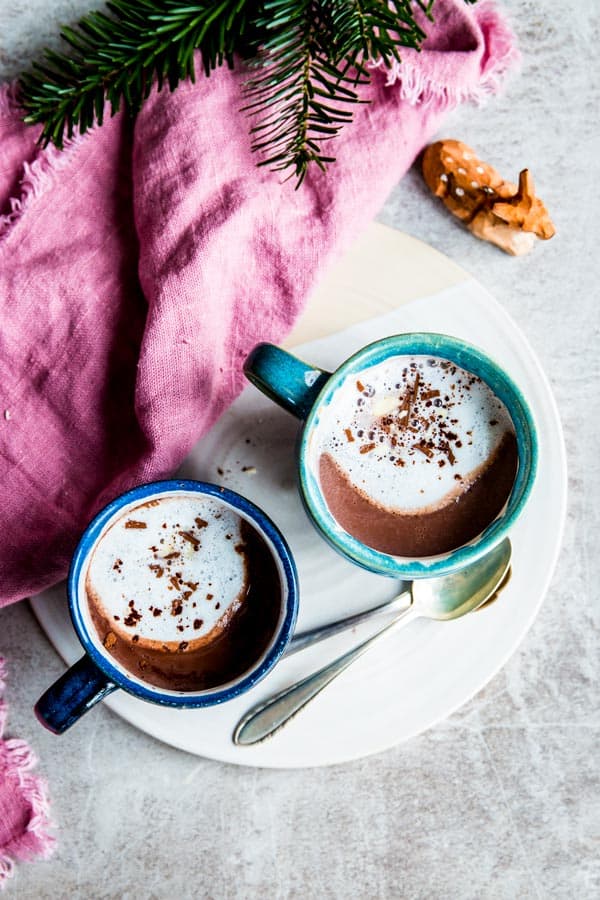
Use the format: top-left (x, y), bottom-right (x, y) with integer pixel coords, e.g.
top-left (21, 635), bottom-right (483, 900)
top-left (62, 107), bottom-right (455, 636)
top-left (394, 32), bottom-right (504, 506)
top-left (0, 659), bottom-right (54, 888)
top-left (0, 0), bottom-right (518, 607)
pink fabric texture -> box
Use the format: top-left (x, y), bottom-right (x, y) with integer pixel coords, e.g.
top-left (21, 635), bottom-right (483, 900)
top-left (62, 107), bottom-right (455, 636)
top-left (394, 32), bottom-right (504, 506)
top-left (0, 0), bottom-right (518, 607)
top-left (0, 659), bottom-right (54, 888)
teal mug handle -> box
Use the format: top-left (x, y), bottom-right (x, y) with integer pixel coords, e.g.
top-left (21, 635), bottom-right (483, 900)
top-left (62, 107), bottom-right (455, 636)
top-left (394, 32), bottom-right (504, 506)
top-left (244, 343), bottom-right (331, 420)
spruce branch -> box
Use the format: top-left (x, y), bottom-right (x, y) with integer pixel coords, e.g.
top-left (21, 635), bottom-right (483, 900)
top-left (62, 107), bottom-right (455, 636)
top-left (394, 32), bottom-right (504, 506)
top-left (19, 0), bottom-right (256, 147)
top-left (243, 0), bottom-right (433, 185)
top-left (243, 0), bottom-right (367, 186)
top-left (17, 0), bottom-right (477, 184)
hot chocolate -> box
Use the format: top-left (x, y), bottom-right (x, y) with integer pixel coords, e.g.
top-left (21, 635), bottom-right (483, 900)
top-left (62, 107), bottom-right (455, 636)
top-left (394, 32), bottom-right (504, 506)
top-left (311, 355), bottom-right (518, 557)
top-left (85, 493), bottom-right (282, 691)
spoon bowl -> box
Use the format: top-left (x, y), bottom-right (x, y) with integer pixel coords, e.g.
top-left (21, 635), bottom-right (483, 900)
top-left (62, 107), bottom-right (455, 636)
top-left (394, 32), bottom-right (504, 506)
top-left (234, 538), bottom-right (512, 746)
top-left (412, 539), bottom-right (512, 620)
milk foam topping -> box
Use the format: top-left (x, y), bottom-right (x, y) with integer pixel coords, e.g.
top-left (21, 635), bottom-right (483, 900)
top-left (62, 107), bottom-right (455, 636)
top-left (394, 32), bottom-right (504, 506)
top-left (85, 494), bottom-right (248, 646)
top-left (310, 355), bottom-right (515, 512)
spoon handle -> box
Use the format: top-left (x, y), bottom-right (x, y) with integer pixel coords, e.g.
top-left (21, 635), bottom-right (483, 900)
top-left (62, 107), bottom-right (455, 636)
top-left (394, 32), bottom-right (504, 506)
top-left (233, 604), bottom-right (418, 746)
top-left (285, 590), bottom-right (411, 657)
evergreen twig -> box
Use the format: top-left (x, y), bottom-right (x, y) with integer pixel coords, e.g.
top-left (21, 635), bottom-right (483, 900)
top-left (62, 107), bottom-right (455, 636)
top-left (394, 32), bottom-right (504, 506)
top-left (19, 1), bottom-right (255, 146)
top-left (17, 0), bottom-right (474, 185)
top-left (243, 0), bottom-right (433, 184)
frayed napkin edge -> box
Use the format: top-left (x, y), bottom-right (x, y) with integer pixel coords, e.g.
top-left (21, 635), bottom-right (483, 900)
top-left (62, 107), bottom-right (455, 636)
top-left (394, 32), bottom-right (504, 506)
top-left (371, 0), bottom-right (521, 105)
top-left (0, 659), bottom-right (55, 891)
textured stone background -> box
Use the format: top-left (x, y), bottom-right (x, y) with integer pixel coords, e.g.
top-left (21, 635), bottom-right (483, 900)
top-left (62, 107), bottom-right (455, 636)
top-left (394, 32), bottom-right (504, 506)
top-left (0, 2), bottom-right (598, 898)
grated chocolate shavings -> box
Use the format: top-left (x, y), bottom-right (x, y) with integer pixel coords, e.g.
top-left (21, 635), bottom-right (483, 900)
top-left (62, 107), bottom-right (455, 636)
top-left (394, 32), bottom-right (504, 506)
top-left (359, 443), bottom-right (376, 454)
top-left (412, 372), bottom-right (420, 402)
top-left (125, 519), bottom-right (147, 529)
top-left (178, 530), bottom-right (200, 550)
top-left (413, 442), bottom-right (434, 459)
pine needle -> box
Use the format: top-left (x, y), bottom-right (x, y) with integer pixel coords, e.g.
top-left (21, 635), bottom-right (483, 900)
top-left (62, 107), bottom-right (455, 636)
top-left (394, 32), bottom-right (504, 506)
top-left (17, 0), bottom-right (469, 185)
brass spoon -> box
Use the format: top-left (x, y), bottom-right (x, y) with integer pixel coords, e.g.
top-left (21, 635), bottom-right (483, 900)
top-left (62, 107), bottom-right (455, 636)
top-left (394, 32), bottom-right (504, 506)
top-left (234, 539), bottom-right (512, 746)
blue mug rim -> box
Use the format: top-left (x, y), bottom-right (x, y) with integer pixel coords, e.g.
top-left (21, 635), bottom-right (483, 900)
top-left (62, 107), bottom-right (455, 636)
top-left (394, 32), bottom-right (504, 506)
top-left (298, 332), bottom-right (538, 579)
top-left (68, 479), bottom-right (299, 708)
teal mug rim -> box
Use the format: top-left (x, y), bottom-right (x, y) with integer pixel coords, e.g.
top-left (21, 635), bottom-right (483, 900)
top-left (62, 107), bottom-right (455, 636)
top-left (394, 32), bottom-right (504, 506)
top-left (297, 333), bottom-right (538, 579)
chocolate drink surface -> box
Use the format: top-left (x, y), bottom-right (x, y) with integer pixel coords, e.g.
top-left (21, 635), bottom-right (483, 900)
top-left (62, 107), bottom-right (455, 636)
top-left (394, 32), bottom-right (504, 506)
top-left (85, 494), bottom-right (282, 691)
top-left (312, 355), bottom-right (518, 557)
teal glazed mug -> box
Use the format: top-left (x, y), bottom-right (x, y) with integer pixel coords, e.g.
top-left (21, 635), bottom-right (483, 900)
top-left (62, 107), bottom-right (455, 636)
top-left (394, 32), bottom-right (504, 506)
top-left (244, 333), bottom-right (538, 580)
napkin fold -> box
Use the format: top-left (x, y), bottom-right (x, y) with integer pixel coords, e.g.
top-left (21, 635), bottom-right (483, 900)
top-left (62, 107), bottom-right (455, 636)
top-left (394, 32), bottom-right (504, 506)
top-left (0, 0), bottom-right (518, 606)
top-left (0, 659), bottom-right (54, 889)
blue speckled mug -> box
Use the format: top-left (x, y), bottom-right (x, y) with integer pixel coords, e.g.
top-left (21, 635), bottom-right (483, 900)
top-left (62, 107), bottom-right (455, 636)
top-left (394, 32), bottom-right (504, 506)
top-left (35, 480), bottom-right (298, 734)
top-left (244, 333), bottom-right (538, 580)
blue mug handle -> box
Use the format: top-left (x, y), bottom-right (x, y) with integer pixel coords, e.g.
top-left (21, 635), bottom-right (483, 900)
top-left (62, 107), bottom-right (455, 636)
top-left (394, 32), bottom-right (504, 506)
top-left (244, 343), bottom-right (331, 420)
top-left (35, 655), bottom-right (117, 734)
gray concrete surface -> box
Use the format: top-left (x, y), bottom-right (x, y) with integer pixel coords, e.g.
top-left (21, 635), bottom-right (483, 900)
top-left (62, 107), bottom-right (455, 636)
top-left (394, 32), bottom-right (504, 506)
top-left (0, 1), bottom-right (598, 897)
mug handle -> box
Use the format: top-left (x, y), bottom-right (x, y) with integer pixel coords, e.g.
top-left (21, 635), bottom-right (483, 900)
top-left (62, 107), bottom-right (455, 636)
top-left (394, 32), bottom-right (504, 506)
top-left (244, 343), bottom-right (331, 420)
top-left (35, 654), bottom-right (117, 734)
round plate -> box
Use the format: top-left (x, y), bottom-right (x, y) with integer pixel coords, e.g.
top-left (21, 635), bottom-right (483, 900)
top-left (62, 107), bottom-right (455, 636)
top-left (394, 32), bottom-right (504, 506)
top-left (30, 227), bottom-right (567, 768)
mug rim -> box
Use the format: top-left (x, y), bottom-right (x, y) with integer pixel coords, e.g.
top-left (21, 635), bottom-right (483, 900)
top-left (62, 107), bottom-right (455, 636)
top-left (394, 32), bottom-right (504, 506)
top-left (298, 332), bottom-right (538, 579)
top-left (67, 479), bottom-right (299, 707)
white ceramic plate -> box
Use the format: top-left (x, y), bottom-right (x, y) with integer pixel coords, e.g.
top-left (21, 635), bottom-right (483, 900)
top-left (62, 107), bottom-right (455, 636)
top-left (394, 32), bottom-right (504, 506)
top-left (30, 265), bottom-right (566, 769)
